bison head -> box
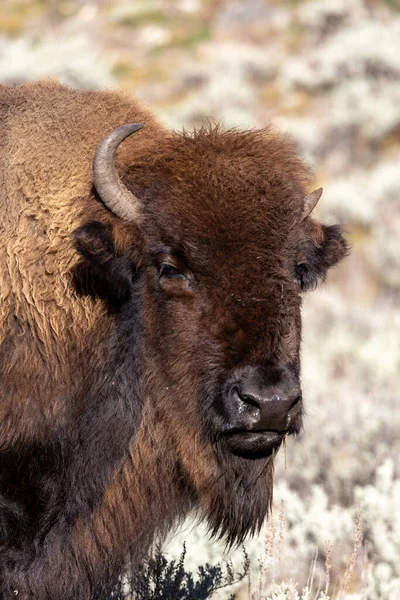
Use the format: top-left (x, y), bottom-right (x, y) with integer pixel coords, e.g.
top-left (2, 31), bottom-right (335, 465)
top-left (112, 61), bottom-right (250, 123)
top-left (74, 124), bottom-right (348, 545)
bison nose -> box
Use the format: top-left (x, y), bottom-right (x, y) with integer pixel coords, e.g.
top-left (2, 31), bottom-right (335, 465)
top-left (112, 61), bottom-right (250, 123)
top-left (223, 363), bottom-right (302, 433)
top-left (236, 384), bottom-right (300, 432)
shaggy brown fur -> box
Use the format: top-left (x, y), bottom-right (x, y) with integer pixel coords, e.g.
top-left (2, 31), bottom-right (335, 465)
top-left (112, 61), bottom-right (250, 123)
top-left (0, 81), bottom-right (348, 599)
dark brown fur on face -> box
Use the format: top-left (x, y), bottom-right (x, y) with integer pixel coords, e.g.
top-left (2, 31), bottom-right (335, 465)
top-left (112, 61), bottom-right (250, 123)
top-left (0, 81), bottom-right (348, 599)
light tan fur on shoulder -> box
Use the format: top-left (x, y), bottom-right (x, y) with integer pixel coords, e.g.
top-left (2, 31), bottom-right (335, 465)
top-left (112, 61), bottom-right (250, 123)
top-left (0, 80), bottom-right (163, 441)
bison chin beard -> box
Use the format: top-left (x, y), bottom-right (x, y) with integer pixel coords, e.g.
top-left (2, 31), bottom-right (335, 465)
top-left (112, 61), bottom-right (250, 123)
top-left (201, 446), bottom-right (274, 548)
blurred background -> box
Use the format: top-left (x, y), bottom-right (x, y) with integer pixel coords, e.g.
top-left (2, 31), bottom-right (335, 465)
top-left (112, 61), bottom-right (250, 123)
top-left (1, 0), bottom-right (399, 598)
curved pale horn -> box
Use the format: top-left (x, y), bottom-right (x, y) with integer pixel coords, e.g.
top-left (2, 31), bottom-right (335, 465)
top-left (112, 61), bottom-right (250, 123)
top-left (92, 123), bottom-right (143, 221)
top-left (301, 187), bottom-right (323, 221)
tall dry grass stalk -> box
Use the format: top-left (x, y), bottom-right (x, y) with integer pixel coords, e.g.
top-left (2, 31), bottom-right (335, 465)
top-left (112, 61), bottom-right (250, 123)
top-left (247, 506), bottom-right (364, 600)
top-left (324, 540), bottom-right (332, 596)
top-left (338, 508), bottom-right (363, 599)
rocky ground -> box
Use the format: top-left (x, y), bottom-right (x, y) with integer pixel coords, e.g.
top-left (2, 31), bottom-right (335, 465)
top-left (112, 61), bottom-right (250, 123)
top-left (1, 1), bottom-right (399, 598)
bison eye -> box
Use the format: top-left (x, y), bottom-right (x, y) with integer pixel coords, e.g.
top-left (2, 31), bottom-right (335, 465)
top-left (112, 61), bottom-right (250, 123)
top-left (159, 263), bottom-right (186, 281)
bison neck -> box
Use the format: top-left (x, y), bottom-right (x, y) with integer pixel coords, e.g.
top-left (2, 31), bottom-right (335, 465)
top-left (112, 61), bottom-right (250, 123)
top-left (62, 297), bottom-right (146, 518)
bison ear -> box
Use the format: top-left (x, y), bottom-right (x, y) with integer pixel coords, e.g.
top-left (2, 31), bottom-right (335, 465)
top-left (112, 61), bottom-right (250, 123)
top-left (296, 224), bottom-right (349, 291)
top-left (73, 221), bottom-right (135, 309)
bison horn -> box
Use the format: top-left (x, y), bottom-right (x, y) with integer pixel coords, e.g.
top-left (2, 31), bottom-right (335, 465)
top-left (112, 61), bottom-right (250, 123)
top-left (301, 187), bottom-right (323, 221)
top-left (92, 123), bottom-right (143, 221)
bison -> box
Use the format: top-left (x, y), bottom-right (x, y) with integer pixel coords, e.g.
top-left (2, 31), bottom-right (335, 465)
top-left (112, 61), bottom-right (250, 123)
top-left (0, 80), bottom-right (348, 599)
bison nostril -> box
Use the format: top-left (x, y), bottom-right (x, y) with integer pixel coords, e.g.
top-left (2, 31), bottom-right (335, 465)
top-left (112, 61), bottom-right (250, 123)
top-left (232, 387), bottom-right (259, 416)
top-left (291, 395), bottom-right (301, 409)
top-left (237, 390), bottom-right (262, 410)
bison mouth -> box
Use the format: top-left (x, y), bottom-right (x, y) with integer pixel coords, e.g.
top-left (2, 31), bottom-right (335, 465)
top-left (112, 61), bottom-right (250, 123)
top-left (223, 430), bottom-right (284, 458)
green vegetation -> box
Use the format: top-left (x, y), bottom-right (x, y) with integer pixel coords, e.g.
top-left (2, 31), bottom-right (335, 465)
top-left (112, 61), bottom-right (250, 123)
top-left (101, 546), bottom-right (249, 600)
